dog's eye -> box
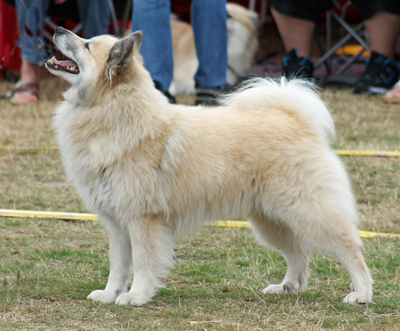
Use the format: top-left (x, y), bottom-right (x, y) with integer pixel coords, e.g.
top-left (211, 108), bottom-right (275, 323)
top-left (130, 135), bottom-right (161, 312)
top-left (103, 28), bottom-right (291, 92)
top-left (85, 43), bottom-right (90, 52)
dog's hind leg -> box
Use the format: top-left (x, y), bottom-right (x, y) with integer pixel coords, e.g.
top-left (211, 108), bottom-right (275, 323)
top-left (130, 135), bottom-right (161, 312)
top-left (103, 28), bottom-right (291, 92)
top-left (116, 218), bottom-right (175, 306)
top-left (336, 245), bottom-right (373, 304)
top-left (277, 197), bottom-right (372, 304)
top-left (87, 218), bottom-right (133, 303)
top-left (250, 217), bottom-right (312, 295)
top-left (302, 223), bottom-right (372, 304)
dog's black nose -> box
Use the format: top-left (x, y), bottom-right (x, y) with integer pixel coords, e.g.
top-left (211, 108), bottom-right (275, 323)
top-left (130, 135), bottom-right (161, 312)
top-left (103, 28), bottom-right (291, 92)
top-left (55, 26), bottom-right (67, 35)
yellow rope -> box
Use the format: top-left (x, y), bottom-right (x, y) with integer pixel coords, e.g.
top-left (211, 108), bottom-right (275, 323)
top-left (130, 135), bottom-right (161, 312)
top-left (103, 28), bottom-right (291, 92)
top-left (1, 147), bottom-right (400, 157)
top-left (0, 146), bottom-right (58, 150)
top-left (0, 209), bottom-right (96, 221)
top-left (333, 150), bottom-right (400, 157)
top-left (1, 209), bottom-right (399, 239)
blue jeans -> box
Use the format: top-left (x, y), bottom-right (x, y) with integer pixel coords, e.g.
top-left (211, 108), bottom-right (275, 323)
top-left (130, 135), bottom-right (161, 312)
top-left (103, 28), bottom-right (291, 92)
top-left (15, 0), bottom-right (110, 66)
top-left (131, 0), bottom-right (228, 91)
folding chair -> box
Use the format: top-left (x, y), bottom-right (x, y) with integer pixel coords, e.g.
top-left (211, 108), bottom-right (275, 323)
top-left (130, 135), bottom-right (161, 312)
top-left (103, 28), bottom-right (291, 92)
top-left (313, 0), bottom-right (370, 87)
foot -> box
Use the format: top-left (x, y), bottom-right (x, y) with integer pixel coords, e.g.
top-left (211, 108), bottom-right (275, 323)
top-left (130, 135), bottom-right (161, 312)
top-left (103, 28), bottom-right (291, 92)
top-left (282, 49), bottom-right (314, 79)
top-left (382, 80), bottom-right (400, 103)
top-left (353, 51), bottom-right (399, 94)
top-left (343, 282), bottom-right (372, 305)
top-left (8, 82), bottom-right (39, 104)
top-left (343, 291), bottom-right (371, 305)
top-left (87, 289), bottom-right (123, 303)
top-left (9, 61), bottom-right (41, 104)
top-left (262, 280), bottom-right (300, 295)
top-left (115, 291), bottom-right (151, 306)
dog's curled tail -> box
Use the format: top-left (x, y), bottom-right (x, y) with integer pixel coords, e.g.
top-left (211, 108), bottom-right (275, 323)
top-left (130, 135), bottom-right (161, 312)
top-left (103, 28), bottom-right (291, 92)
top-left (221, 77), bottom-right (336, 146)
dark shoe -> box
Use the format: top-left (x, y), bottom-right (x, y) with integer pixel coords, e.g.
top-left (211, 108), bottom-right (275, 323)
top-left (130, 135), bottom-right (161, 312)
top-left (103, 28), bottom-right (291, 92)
top-left (153, 80), bottom-right (176, 104)
top-left (195, 83), bottom-right (233, 106)
top-left (353, 51), bottom-right (399, 94)
top-left (282, 49), bottom-right (314, 79)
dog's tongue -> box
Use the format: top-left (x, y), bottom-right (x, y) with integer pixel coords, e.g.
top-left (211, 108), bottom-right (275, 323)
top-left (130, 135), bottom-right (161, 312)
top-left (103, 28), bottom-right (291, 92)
top-left (53, 58), bottom-right (78, 67)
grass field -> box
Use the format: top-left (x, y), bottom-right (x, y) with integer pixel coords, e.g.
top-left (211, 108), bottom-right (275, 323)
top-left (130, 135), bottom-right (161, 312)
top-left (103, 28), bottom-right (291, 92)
top-left (1, 77), bottom-right (400, 330)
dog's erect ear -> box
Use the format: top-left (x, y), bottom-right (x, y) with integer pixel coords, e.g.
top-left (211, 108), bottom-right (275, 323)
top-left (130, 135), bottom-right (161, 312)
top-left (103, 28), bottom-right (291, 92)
top-left (107, 31), bottom-right (143, 69)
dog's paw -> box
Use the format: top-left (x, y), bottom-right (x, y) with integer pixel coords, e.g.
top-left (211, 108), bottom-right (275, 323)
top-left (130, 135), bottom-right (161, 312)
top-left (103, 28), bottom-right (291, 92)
top-left (262, 284), bottom-right (298, 295)
top-left (343, 291), bottom-right (371, 305)
top-left (87, 289), bottom-right (120, 303)
top-left (115, 292), bottom-right (150, 306)
top-left (262, 284), bottom-right (287, 295)
top-left (262, 281), bottom-right (299, 295)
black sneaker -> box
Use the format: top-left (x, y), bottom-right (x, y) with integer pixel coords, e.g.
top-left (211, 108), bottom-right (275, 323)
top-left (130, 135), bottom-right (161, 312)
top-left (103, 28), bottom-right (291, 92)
top-left (282, 49), bottom-right (314, 79)
top-left (153, 80), bottom-right (176, 104)
top-left (195, 83), bottom-right (233, 106)
top-left (353, 51), bottom-right (399, 94)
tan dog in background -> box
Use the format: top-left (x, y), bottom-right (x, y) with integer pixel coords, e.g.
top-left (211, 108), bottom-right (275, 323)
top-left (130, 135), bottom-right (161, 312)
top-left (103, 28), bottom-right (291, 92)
top-left (170, 3), bottom-right (259, 95)
top-left (46, 27), bottom-right (372, 306)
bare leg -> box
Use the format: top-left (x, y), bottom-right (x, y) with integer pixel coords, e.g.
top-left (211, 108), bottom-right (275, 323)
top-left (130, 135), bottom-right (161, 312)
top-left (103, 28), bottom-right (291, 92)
top-left (365, 12), bottom-right (400, 59)
top-left (87, 219), bottom-right (133, 303)
top-left (271, 8), bottom-right (315, 57)
top-left (11, 60), bottom-right (41, 104)
top-left (116, 219), bottom-right (175, 306)
top-left (250, 217), bottom-right (311, 295)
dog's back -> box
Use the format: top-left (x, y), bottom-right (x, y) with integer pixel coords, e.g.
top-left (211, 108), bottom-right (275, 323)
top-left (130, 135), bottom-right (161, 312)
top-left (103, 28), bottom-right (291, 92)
top-left (158, 79), bottom-right (353, 233)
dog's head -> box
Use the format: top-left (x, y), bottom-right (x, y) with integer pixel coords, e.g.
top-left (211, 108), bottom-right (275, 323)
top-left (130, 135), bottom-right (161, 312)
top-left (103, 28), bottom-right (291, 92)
top-left (46, 27), bottom-right (144, 89)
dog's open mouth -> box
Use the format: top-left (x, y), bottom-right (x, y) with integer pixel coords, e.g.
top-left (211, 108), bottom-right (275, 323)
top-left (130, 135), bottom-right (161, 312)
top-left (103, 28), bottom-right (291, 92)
top-left (47, 56), bottom-right (80, 74)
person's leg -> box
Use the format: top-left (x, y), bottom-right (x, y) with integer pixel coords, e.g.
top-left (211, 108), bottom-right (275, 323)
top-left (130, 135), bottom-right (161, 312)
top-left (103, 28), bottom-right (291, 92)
top-left (353, 0), bottom-right (400, 93)
top-left (13, 0), bottom-right (50, 103)
top-left (130, 0), bottom-right (173, 93)
top-left (365, 12), bottom-right (400, 60)
top-left (354, 0), bottom-right (400, 60)
top-left (269, 0), bottom-right (331, 79)
top-left (77, 0), bottom-right (111, 38)
top-left (191, 0), bottom-right (227, 89)
top-left (270, 9), bottom-right (314, 57)
top-left (270, 9), bottom-right (315, 79)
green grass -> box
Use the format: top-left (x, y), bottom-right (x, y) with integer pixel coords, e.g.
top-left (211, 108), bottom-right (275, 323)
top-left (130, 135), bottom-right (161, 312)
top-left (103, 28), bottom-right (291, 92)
top-left (1, 78), bottom-right (400, 330)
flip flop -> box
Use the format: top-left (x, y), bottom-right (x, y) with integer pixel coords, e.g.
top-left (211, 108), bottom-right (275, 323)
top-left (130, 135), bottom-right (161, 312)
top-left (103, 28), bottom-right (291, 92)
top-left (382, 81), bottom-right (400, 104)
top-left (6, 82), bottom-right (40, 104)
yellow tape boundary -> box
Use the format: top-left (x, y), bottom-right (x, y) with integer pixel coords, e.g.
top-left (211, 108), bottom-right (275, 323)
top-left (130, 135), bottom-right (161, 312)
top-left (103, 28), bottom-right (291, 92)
top-left (334, 150), bottom-right (400, 157)
top-left (0, 146), bottom-right (59, 150)
top-left (1, 147), bottom-right (400, 157)
top-left (1, 209), bottom-right (399, 239)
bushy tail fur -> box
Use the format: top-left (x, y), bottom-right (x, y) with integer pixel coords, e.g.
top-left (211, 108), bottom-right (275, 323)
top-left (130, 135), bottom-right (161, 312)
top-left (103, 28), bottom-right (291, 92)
top-left (220, 77), bottom-right (336, 147)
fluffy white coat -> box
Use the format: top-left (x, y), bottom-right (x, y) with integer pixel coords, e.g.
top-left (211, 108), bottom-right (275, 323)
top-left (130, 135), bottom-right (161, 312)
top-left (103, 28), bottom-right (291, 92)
top-left (47, 27), bottom-right (372, 306)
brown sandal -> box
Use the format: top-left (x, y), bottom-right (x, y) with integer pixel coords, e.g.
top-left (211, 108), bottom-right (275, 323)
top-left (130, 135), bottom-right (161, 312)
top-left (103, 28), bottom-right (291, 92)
top-left (7, 82), bottom-right (40, 104)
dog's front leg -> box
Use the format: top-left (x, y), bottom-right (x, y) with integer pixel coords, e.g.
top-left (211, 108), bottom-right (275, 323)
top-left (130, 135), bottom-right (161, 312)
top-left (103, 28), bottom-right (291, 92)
top-left (88, 219), bottom-right (133, 303)
top-left (115, 219), bottom-right (175, 306)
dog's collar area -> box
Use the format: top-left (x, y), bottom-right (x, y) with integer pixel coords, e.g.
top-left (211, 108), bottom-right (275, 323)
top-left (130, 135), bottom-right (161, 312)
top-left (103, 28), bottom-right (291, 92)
top-left (47, 56), bottom-right (80, 74)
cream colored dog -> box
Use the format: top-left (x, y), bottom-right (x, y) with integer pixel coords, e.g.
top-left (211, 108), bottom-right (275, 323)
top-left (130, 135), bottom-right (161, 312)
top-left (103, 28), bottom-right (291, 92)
top-left (170, 3), bottom-right (259, 95)
top-left (46, 27), bottom-right (372, 306)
